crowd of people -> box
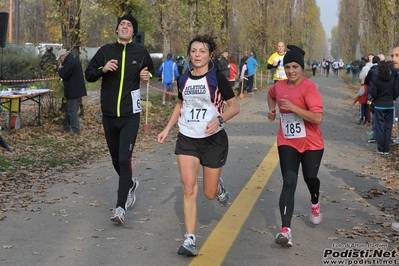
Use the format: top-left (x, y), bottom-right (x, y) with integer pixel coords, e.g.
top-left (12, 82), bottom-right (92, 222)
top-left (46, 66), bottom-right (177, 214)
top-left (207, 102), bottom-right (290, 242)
top-left (298, 51), bottom-right (399, 155)
top-left (351, 51), bottom-right (399, 155)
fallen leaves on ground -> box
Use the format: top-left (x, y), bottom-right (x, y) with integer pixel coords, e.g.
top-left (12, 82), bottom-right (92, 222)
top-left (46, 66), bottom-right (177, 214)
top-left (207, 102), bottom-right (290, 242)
top-left (0, 93), bottom-right (174, 212)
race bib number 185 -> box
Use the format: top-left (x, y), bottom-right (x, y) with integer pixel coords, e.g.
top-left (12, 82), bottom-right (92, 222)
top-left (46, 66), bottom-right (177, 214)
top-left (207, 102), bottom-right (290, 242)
top-left (280, 113), bottom-right (306, 139)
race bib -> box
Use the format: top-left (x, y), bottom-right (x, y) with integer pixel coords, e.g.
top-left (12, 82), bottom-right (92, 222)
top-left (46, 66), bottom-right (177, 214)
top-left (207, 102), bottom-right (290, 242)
top-left (131, 89), bottom-right (142, 113)
top-left (280, 113), bottom-right (306, 139)
top-left (184, 100), bottom-right (213, 123)
top-left (276, 68), bottom-right (286, 79)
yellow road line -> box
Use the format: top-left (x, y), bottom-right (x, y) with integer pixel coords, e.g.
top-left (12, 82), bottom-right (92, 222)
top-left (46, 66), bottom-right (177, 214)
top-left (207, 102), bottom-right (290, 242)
top-left (190, 142), bottom-right (279, 266)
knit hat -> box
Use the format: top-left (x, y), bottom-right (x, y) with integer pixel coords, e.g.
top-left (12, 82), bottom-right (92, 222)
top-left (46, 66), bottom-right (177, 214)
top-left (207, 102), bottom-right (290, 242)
top-left (283, 45), bottom-right (305, 69)
top-left (116, 14), bottom-right (138, 38)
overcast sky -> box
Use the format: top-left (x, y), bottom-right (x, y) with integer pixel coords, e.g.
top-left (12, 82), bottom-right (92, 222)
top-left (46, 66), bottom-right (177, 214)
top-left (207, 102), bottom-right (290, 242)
top-left (316, 0), bottom-right (339, 39)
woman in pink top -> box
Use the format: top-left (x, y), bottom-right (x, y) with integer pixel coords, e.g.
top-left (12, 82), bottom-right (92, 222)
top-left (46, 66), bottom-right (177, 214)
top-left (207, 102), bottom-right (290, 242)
top-left (267, 45), bottom-right (324, 248)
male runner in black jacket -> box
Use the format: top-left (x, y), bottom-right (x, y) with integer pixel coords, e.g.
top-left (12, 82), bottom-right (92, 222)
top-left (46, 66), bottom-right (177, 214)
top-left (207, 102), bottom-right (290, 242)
top-left (85, 14), bottom-right (154, 225)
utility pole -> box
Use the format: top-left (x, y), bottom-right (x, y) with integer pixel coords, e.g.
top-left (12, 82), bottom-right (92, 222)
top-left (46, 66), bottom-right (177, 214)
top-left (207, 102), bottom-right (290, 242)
top-left (8, 0), bottom-right (12, 44)
top-left (15, 0), bottom-right (19, 44)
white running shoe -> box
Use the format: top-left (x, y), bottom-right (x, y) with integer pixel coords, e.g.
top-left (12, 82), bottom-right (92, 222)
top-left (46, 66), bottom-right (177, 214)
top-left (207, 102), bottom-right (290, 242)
top-left (217, 177), bottom-right (230, 207)
top-left (177, 234), bottom-right (198, 256)
top-left (125, 178), bottom-right (139, 210)
top-left (110, 206), bottom-right (125, 225)
top-left (275, 227), bottom-right (293, 247)
top-left (310, 201), bottom-right (323, 225)
top-left (392, 137), bottom-right (399, 144)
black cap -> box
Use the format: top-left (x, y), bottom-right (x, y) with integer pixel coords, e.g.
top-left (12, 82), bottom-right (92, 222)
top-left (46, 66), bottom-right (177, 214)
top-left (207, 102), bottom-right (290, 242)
top-left (283, 45), bottom-right (305, 69)
top-left (116, 14), bottom-right (138, 38)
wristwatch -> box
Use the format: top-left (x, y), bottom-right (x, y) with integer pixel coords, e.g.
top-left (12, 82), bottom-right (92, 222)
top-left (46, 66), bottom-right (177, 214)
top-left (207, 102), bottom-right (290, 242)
top-left (217, 116), bottom-right (225, 126)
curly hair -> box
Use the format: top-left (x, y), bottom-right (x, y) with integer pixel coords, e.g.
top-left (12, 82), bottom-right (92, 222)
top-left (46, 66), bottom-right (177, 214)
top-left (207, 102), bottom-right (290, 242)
top-left (186, 34), bottom-right (217, 57)
top-left (377, 61), bottom-right (391, 80)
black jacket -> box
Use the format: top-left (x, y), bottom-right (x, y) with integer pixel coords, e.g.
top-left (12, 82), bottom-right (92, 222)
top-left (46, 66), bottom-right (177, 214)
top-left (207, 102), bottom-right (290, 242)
top-left (370, 77), bottom-right (399, 108)
top-left (57, 53), bottom-right (87, 100)
top-left (85, 41), bottom-right (154, 117)
top-left (364, 64), bottom-right (377, 86)
top-left (218, 57), bottom-right (230, 78)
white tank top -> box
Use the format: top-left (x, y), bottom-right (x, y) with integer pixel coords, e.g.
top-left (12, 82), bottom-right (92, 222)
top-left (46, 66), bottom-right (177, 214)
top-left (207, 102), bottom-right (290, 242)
top-left (178, 75), bottom-right (224, 138)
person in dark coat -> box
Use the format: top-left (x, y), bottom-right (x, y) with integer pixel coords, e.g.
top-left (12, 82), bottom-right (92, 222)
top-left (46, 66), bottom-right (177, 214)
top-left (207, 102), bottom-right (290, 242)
top-left (85, 14), bottom-right (154, 225)
top-left (370, 61), bottom-right (399, 154)
top-left (56, 49), bottom-right (87, 134)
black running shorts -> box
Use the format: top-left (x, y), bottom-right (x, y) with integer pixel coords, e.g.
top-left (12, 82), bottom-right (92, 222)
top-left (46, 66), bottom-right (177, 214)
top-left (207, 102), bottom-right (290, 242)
top-left (175, 130), bottom-right (229, 168)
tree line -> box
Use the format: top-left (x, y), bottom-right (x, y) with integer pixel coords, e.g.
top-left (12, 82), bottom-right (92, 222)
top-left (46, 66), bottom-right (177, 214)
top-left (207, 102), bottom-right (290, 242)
top-left (332, 0), bottom-right (399, 63)
top-left (2, 0), bottom-right (398, 67)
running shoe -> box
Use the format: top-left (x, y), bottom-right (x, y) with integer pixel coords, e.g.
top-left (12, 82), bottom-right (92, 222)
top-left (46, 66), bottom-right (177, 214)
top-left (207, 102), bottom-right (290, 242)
top-left (367, 138), bottom-right (375, 143)
top-left (275, 227), bottom-right (292, 247)
top-left (217, 177), bottom-right (230, 207)
top-left (392, 222), bottom-right (399, 232)
top-left (310, 201), bottom-right (322, 225)
top-left (177, 234), bottom-right (198, 256)
top-left (110, 206), bottom-right (125, 225)
top-left (125, 178), bottom-right (139, 210)
top-left (392, 137), bottom-right (399, 144)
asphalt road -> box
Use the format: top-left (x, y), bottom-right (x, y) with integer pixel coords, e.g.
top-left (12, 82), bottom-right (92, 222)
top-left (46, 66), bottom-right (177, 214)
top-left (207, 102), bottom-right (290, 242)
top-left (1, 74), bottom-right (398, 266)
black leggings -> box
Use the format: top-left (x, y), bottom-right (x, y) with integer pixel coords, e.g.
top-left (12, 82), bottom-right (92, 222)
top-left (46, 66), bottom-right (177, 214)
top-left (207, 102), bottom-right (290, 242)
top-left (277, 145), bottom-right (324, 228)
top-left (103, 114), bottom-right (140, 209)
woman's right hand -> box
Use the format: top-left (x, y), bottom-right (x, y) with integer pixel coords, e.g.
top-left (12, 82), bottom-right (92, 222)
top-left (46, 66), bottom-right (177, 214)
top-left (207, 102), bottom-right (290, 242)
top-left (157, 130), bottom-right (169, 144)
top-left (268, 109), bottom-right (276, 122)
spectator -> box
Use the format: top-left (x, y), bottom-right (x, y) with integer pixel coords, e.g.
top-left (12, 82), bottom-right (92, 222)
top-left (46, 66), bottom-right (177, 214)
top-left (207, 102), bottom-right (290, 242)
top-left (351, 60), bottom-right (360, 84)
top-left (212, 52), bottom-right (222, 71)
top-left (359, 55), bottom-right (373, 84)
top-left (338, 59), bottom-right (344, 76)
top-left (40, 46), bottom-right (57, 77)
top-left (56, 49), bottom-right (87, 134)
top-left (370, 61), bottom-right (399, 154)
top-left (238, 55), bottom-right (249, 93)
top-left (228, 55), bottom-right (238, 89)
top-left (346, 63), bottom-right (351, 75)
top-left (246, 52), bottom-right (259, 94)
top-left (217, 51), bottom-right (230, 79)
top-left (158, 53), bottom-right (180, 106)
top-left (85, 14), bottom-right (155, 225)
top-left (353, 84), bottom-right (369, 125)
top-left (389, 46), bottom-right (399, 144)
top-left (175, 55), bottom-right (185, 75)
top-left (363, 56), bottom-right (379, 142)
